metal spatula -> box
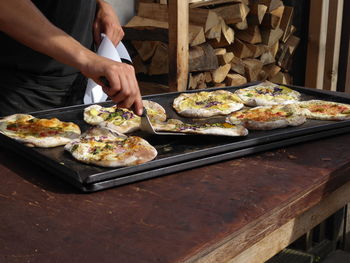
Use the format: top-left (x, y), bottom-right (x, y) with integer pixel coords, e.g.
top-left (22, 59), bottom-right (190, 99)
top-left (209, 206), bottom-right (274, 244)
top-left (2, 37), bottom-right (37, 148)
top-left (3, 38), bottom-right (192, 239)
top-left (140, 108), bottom-right (185, 136)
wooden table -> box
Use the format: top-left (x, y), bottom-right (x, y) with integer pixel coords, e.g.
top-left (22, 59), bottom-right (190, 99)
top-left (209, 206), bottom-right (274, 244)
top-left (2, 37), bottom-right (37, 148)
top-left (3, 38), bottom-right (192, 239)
top-left (1, 133), bottom-right (350, 263)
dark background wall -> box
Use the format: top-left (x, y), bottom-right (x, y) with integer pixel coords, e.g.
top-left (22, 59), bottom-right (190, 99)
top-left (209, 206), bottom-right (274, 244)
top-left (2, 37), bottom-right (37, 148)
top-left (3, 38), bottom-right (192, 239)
top-left (337, 0), bottom-right (350, 92)
top-left (283, 0), bottom-right (310, 87)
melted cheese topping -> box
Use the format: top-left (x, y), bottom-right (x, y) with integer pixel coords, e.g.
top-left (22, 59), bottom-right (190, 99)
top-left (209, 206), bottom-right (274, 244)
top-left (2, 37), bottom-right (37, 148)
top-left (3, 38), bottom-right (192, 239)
top-left (71, 136), bottom-right (143, 161)
top-left (90, 106), bottom-right (139, 125)
top-left (178, 92), bottom-right (240, 111)
top-left (230, 107), bottom-right (291, 122)
top-left (6, 117), bottom-right (77, 138)
top-left (306, 103), bottom-right (350, 115)
top-left (242, 85), bottom-right (298, 101)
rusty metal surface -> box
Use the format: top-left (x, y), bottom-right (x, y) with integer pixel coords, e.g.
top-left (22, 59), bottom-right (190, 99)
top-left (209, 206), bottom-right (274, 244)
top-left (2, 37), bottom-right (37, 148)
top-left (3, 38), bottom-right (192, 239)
top-left (1, 134), bottom-right (350, 263)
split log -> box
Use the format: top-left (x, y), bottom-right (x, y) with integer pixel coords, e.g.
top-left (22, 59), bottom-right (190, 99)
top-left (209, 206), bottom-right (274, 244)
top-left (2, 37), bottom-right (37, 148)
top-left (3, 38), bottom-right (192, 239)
top-left (246, 43), bottom-right (267, 58)
top-left (189, 25), bottom-right (206, 47)
top-left (137, 2), bottom-right (210, 30)
top-left (214, 48), bottom-right (227, 55)
top-left (214, 83), bottom-right (227, 88)
top-left (227, 38), bottom-right (253, 58)
top-left (276, 35), bottom-right (300, 70)
top-left (208, 19), bottom-right (235, 48)
top-left (217, 52), bottom-right (234, 65)
top-left (263, 64), bottom-right (281, 79)
top-left (236, 25), bottom-right (262, 44)
top-left (206, 21), bottom-right (222, 42)
top-left (279, 6), bottom-right (294, 42)
top-left (269, 40), bottom-right (279, 57)
top-left (247, 4), bottom-right (267, 25)
top-left (204, 71), bottom-right (213, 83)
top-left (212, 4), bottom-right (250, 25)
top-left (269, 71), bottom-right (291, 84)
top-left (221, 19), bottom-right (235, 44)
top-left (260, 51), bottom-right (276, 65)
top-left (235, 19), bottom-right (249, 30)
top-left (124, 16), bottom-right (205, 46)
top-left (260, 27), bottom-right (283, 46)
top-left (189, 73), bottom-right (207, 90)
top-left (242, 58), bottom-right (263, 81)
top-left (231, 56), bottom-right (246, 75)
top-left (225, 73), bottom-right (247, 86)
top-left (212, 64), bottom-right (231, 83)
top-left (261, 6), bottom-right (284, 29)
top-left (258, 0), bottom-right (283, 12)
top-left (189, 43), bottom-right (219, 72)
top-left (132, 40), bottom-right (160, 61)
top-left (201, 10), bottom-right (219, 33)
top-left (149, 42), bottom-right (169, 75)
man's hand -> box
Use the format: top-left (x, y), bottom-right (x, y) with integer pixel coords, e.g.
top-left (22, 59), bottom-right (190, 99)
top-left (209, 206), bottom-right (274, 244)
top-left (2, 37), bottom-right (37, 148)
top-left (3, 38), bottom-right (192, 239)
top-left (81, 55), bottom-right (143, 115)
top-left (0, 0), bottom-right (142, 114)
top-left (93, 0), bottom-right (124, 46)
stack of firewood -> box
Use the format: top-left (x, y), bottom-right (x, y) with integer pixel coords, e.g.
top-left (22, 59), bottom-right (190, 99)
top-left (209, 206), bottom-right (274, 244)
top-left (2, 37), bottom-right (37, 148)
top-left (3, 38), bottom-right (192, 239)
top-left (124, 0), bottom-right (299, 90)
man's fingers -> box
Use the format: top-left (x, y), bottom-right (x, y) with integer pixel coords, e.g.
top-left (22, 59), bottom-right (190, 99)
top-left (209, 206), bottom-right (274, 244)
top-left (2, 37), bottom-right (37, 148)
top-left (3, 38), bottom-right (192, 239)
top-left (133, 95), bottom-right (143, 116)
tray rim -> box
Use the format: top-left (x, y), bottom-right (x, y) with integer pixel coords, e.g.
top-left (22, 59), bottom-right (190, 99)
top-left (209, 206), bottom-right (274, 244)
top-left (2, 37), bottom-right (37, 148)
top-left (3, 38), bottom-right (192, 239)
top-left (2, 82), bottom-right (350, 191)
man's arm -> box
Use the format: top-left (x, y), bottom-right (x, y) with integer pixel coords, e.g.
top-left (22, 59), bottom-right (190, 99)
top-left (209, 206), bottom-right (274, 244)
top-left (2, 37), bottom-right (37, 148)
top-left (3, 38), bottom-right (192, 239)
top-left (94, 0), bottom-right (125, 46)
top-left (0, 0), bottom-right (143, 115)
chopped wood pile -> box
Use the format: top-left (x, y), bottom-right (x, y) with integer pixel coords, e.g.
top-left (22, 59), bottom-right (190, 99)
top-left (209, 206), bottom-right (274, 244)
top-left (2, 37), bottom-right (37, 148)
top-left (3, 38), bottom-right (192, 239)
top-left (124, 0), bottom-right (300, 90)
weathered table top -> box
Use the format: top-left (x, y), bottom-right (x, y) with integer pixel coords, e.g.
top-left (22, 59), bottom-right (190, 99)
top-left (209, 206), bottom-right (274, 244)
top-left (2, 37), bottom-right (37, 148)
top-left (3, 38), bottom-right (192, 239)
top-left (1, 133), bottom-right (350, 263)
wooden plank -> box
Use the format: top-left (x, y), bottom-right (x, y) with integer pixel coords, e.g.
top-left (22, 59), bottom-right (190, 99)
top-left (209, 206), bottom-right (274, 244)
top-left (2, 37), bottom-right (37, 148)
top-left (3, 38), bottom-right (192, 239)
top-left (168, 0), bottom-right (189, 91)
top-left (189, 0), bottom-right (247, 8)
top-left (323, 0), bottom-right (344, 91)
top-left (305, 0), bottom-right (329, 89)
top-left (137, 2), bottom-right (169, 22)
top-left (228, 181), bottom-right (350, 263)
top-left (137, 3), bottom-right (209, 32)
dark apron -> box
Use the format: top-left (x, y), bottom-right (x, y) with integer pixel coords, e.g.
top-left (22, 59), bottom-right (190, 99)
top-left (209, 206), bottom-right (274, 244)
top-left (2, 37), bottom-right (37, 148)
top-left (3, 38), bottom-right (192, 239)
top-left (0, 71), bottom-right (87, 117)
top-left (0, 0), bottom-right (96, 117)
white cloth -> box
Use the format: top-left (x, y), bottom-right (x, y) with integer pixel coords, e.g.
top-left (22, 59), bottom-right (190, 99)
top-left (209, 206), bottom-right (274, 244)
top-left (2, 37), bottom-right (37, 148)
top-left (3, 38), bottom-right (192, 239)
top-left (83, 35), bottom-right (132, 104)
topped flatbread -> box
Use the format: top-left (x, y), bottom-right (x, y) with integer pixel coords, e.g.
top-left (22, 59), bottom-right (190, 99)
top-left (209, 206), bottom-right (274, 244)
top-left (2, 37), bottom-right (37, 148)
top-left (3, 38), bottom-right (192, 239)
top-left (152, 119), bottom-right (248, 136)
top-left (84, 100), bottom-right (166, 133)
top-left (235, 82), bottom-right (301, 107)
top-left (64, 127), bottom-right (157, 167)
top-left (173, 90), bottom-right (244, 118)
top-left (294, 100), bottom-right (350, 120)
top-left (0, 114), bottom-right (81, 147)
top-left (226, 105), bottom-right (306, 130)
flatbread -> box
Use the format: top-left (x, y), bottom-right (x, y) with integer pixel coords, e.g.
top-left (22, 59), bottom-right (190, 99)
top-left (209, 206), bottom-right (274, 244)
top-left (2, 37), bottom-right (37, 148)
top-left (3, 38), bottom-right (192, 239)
top-left (0, 114), bottom-right (81, 147)
top-left (152, 119), bottom-right (248, 136)
top-left (64, 127), bottom-right (157, 167)
top-left (173, 90), bottom-right (244, 118)
top-left (295, 100), bottom-right (350, 120)
top-left (84, 100), bottom-right (166, 133)
top-left (226, 105), bottom-right (306, 130)
top-left (235, 81), bottom-right (301, 107)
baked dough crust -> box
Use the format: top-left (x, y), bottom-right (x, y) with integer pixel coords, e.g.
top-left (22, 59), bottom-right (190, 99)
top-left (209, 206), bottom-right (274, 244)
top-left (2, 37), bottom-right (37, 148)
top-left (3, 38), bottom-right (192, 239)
top-left (0, 114), bottom-right (81, 147)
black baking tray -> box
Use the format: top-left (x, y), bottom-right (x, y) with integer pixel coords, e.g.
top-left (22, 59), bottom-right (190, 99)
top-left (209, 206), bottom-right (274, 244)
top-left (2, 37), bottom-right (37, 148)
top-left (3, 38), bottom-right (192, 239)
top-left (2, 83), bottom-right (350, 192)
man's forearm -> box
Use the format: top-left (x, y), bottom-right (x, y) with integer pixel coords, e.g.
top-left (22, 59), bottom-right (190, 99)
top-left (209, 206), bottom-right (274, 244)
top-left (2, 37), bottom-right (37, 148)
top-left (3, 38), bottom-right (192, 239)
top-left (0, 0), bottom-right (95, 72)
